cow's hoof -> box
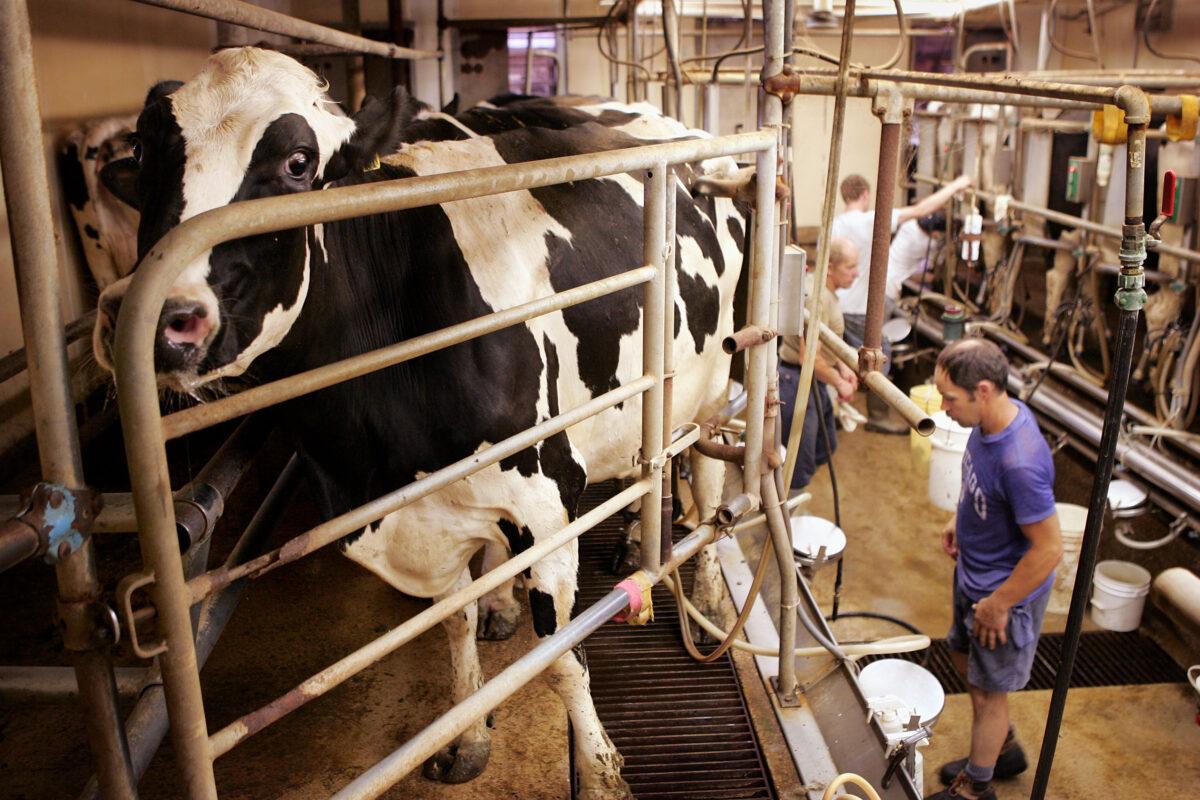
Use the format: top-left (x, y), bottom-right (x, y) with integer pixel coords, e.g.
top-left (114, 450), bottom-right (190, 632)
top-left (422, 739), bottom-right (490, 784)
top-left (576, 776), bottom-right (635, 800)
top-left (609, 537), bottom-right (640, 576)
top-left (477, 604), bottom-right (520, 641)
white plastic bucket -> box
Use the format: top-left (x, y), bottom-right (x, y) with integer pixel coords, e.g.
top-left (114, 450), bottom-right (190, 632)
top-left (1090, 560), bottom-right (1152, 632)
top-left (927, 412), bottom-right (970, 512)
top-left (1047, 503), bottom-right (1088, 615)
top-left (909, 383), bottom-right (942, 478)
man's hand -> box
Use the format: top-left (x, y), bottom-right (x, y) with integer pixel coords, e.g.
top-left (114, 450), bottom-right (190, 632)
top-left (833, 375), bottom-right (856, 403)
top-left (837, 363), bottom-right (859, 394)
top-left (954, 174), bottom-right (975, 190)
top-left (972, 594), bottom-right (1010, 649)
top-left (941, 520), bottom-right (958, 560)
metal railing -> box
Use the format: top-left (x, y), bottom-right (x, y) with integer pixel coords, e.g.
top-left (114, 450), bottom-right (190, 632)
top-left (109, 129), bottom-right (777, 799)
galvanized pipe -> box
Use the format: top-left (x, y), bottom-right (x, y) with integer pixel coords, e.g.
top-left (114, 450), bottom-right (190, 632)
top-left (187, 377), bottom-right (655, 605)
top-left (640, 166), bottom-right (668, 575)
top-left (78, 457), bottom-right (302, 800)
top-left (163, 266), bottom-right (656, 439)
top-left (131, 0), bottom-right (437, 59)
top-left (660, 169), bottom-right (678, 567)
top-left (331, 515), bottom-right (725, 800)
top-left (209, 478), bottom-right (652, 758)
top-left (913, 174), bottom-right (1200, 266)
top-left (0, 2), bottom-right (137, 796)
top-left (775, 74), bottom-right (1099, 111)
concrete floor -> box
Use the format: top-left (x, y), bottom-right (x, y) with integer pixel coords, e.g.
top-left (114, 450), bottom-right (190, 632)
top-left (787, 397), bottom-right (1200, 799)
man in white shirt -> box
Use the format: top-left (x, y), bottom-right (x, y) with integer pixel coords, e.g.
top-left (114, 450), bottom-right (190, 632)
top-left (887, 212), bottom-right (946, 301)
top-left (831, 173), bottom-right (972, 433)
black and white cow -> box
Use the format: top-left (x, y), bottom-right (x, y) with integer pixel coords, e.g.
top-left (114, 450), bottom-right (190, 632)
top-left (94, 48), bottom-right (747, 798)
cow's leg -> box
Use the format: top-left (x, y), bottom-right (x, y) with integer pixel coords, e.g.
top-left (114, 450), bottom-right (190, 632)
top-left (527, 551), bottom-right (633, 800)
top-left (687, 449), bottom-right (728, 642)
top-left (423, 567), bottom-right (493, 783)
top-left (610, 496), bottom-right (641, 575)
top-left (478, 539), bottom-right (521, 641)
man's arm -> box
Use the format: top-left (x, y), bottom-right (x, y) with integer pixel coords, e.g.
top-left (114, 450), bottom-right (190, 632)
top-left (972, 512), bottom-right (1063, 649)
top-left (795, 336), bottom-right (856, 401)
top-left (896, 174), bottom-right (973, 225)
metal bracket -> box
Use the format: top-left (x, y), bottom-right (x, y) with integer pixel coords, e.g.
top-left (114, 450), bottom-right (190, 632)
top-left (769, 674), bottom-right (804, 708)
top-left (117, 571), bottom-right (167, 659)
top-left (11, 482), bottom-right (102, 565)
top-left (882, 727), bottom-right (932, 788)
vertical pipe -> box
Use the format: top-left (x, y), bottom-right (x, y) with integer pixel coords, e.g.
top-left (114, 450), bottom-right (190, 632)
top-left (341, 0), bottom-right (366, 112)
top-left (741, 142), bottom-right (778, 499)
top-left (863, 120), bottom-right (901, 356)
top-left (627, 0), bottom-right (641, 103)
top-left (524, 30), bottom-right (535, 95)
top-left (662, 0), bottom-right (683, 119)
top-left (387, 0), bottom-right (408, 90)
top-left (556, 0), bottom-right (569, 95)
top-left (640, 164), bottom-right (668, 574)
top-left (1036, 0), bottom-right (1052, 71)
top-left (0, 3), bottom-right (137, 797)
top-left (758, 0), bottom-right (797, 702)
top-left (661, 169), bottom-right (678, 566)
top-left (1029, 105), bottom-right (1150, 800)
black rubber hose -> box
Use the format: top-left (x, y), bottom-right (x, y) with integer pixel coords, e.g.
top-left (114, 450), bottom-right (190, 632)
top-left (1030, 308), bottom-right (1141, 800)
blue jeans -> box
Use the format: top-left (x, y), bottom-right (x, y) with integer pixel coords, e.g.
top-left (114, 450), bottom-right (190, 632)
top-left (778, 362), bottom-right (836, 490)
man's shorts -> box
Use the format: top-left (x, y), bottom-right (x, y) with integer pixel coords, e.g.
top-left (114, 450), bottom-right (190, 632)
top-left (946, 577), bottom-right (1050, 693)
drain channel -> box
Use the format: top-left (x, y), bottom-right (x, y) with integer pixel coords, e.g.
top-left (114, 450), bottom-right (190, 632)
top-left (858, 631), bottom-right (1185, 694)
top-left (572, 483), bottom-right (776, 800)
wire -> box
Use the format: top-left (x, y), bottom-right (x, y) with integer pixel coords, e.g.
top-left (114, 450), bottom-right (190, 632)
top-left (1047, 0), bottom-right (1097, 63)
top-left (877, 0), bottom-right (907, 71)
top-left (596, 0), bottom-right (654, 82)
top-left (1143, 0), bottom-right (1200, 66)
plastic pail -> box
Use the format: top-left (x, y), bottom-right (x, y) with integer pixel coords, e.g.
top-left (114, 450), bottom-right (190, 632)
top-left (1047, 503), bottom-right (1088, 615)
top-left (927, 412), bottom-right (970, 512)
top-left (1090, 560), bottom-right (1152, 632)
top-left (909, 384), bottom-right (943, 478)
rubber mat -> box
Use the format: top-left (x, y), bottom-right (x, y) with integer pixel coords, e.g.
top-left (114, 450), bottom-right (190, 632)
top-left (571, 482), bottom-right (776, 800)
top-left (857, 630), bottom-right (1186, 694)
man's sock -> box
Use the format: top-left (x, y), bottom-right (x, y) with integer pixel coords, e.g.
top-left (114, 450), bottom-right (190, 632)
top-left (964, 760), bottom-right (994, 785)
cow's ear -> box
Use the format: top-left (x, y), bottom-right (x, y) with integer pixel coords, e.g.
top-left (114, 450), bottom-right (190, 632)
top-left (441, 93), bottom-right (460, 116)
top-left (323, 86), bottom-right (420, 183)
top-left (100, 157), bottom-right (140, 210)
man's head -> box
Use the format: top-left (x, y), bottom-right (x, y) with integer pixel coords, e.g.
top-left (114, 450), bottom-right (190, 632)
top-left (934, 338), bottom-right (1010, 428)
top-left (840, 174), bottom-right (870, 209)
top-left (827, 237), bottom-right (860, 291)
top-left (917, 211), bottom-right (946, 237)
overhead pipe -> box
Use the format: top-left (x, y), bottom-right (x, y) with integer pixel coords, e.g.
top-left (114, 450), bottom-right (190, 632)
top-left (0, 2), bottom-right (137, 796)
top-left (131, 0), bottom-right (438, 59)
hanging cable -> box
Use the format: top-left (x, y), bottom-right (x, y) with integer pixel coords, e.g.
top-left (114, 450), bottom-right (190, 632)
top-left (597, 0), bottom-right (654, 82)
top-left (1048, 0), bottom-right (1098, 63)
top-left (877, 0), bottom-right (908, 70)
top-left (1143, 0), bottom-right (1200, 66)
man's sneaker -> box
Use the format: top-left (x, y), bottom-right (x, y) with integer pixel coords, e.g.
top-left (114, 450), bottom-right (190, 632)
top-left (937, 741), bottom-right (1028, 786)
top-left (925, 772), bottom-right (997, 800)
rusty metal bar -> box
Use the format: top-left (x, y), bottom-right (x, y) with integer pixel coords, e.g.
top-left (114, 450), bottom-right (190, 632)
top-left (208, 477), bottom-right (652, 758)
top-left (772, 73), bottom-right (1100, 111)
top-left (0, 2), bottom-right (137, 796)
top-left (131, 0), bottom-right (438, 59)
top-left (639, 165), bottom-right (668, 575)
top-left (186, 376), bottom-right (654, 605)
top-left (863, 118), bottom-right (901, 364)
top-left (162, 266), bottom-right (656, 439)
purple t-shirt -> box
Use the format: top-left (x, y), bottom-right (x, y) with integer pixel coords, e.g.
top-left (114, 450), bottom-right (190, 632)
top-left (956, 400), bottom-right (1057, 603)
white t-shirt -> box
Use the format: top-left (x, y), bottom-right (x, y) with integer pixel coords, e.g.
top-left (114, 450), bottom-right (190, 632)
top-left (887, 220), bottom-right (933, 300)
top-left (831, 208), bottom-right (901, 315)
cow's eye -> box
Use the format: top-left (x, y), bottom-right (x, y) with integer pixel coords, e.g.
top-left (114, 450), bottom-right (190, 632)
top-left (285, 151), bottom-right (310, 179)
top-left (130, 136), bottom-right (143, 163)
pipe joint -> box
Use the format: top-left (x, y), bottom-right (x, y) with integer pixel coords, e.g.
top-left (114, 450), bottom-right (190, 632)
top-left (1114, 85), bottom-right (1152, 125)
top-left (715, 492), bottom-right (759, 528)
top-left (858, 346), bottom-right (887, 376)
top-left (872, 82), bottom-right (910, 123)
top-left (762, 65), bottom-right (798, 103)
top-left (0, 482), bottom-right (102, 570)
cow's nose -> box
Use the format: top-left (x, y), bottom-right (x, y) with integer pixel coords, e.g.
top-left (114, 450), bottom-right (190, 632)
top-left (155, 300), bottom-right (213, 370)
top-left (99, 295), bottom-right (122, 331)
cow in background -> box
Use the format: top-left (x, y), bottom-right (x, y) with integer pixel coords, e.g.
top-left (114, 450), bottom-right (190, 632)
top-left (59, 115), bottom-right (140, 289)
top-left (94, 48), bottom-right (747, 797)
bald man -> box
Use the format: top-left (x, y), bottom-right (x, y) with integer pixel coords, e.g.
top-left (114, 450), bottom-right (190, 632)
top-left (778, 237), bottom-right (859, 491)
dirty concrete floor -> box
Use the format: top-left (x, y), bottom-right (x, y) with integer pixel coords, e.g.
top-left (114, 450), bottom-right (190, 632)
top-left (755, 394), bottom-right (1200, 799)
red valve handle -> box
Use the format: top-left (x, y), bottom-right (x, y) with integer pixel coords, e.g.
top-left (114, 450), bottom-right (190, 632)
top-left (1162, 169), bottom-right (1177, 218)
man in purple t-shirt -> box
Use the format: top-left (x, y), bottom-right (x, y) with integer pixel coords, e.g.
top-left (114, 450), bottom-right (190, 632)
top-left (926, 339), bottom-right (1063, 800)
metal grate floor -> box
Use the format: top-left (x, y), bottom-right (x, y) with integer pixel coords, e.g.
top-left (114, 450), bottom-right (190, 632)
top-left (857, 631), bottom-right (1186, 694)
top-left (571, 483), bottom-right (776, 800)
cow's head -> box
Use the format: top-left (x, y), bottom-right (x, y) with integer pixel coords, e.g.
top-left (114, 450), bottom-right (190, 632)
top-left (94, 47), bottom-right (417, 393)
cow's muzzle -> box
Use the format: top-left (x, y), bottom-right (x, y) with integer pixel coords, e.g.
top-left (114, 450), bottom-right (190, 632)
top-left (95, 294), bottom-right (215, 376)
